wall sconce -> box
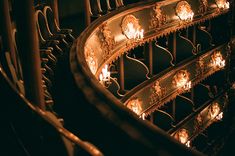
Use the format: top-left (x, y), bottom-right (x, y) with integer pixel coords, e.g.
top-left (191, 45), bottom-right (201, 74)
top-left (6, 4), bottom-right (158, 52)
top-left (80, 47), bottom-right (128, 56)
top-left (126, 98), bottom-right (142, 115)
top-left (173, 70), bottom-right (192, 91)
top-left (210, 51), bottom-right (225, 69)
top-left (176, 1), bottom-right (194, 21)
top-left (174, 129), bottom-right (190, 147)
top-left (208, 102), bottom-right (220, 119)
top-left (99, 64), bottom-right (111, 87)
top-left (216, 0), bottom-right (230, 9)
top-left (122, 15), bottom-right (144, 40)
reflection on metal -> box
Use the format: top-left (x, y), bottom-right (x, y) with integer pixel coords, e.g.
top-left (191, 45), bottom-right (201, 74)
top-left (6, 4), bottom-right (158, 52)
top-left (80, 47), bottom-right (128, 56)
top-left (126, 98), bottom-right (142, 115)
top-left (121, 15), bottom-right (144, 40)
top-left (150, 81), bottom-right (166, 106)
top-left (172, 70), bottom-right (192, 91)
top-left (99, 23), bottom-right (115, 60)
top-left (208, 102), bottom-right (220, 119)
top-left (99, 64), bottom-right (111, 87)
top-left (215, 0), bottom-right (230, 9)
top-left (176, 1), bottom-right (194, 21)
top-left (199, 0), bottom-right (208, 14)
top-left (150, 3), bottom-right (166, 29)
top-left (210, 51), bottom-right (226, 69)
top-left (140, 113), bottom-right (146, 120)
top-left (174, 128), bottom-right (190, 146)
top-left (85, 46), bottom-right (98, 75)
top-left (216, 112), bottom-right (223, 120)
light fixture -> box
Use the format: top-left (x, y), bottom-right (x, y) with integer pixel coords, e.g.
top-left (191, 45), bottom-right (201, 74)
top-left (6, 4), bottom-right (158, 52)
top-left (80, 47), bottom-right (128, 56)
top-left (122, 15), bottom-right (144, 40)
top-left (216, 0), bottom-right (230, 9)
top-left (208, 102), bottom-right (220, 119)
top-left (176, 1), bottom-right (194, 21)
top-left (126, 98), bottom-right (142, 115)
top-left (99, 64), bottom-right (111, 87)
top-left (174, 129), bottom-right (190, 146)
top-left (216, 112), bottom-right (223, 121)
top-left (172, 70), bottom-right (192, 91)
top-left (210, 51), bottom-right (225, 69)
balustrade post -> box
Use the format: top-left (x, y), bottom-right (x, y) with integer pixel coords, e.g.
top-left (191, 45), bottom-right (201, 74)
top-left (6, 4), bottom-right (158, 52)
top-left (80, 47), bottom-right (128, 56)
top-left (0, 0), bottom-right (17, 72)
top-left (49, 0), bottom-right (59, 25)
top-left (119, 55), bottom-right (125, 92)
top-left (148, 41), bottom-right (153, 76)
top-left (84, 0), bottom-right (91, 26)
top-left (14, 0), bottom-right (45, 109)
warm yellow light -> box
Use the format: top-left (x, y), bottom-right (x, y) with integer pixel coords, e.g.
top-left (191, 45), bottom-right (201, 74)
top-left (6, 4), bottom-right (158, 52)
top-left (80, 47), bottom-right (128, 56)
top-left (124, 22), bottom-right (144, 40)
top-left (174, 129), bottom-right (189, 145)
top-left (176, 1), bottom-right (194, 21)
top-left (216, 112), bottom-right (223, 120)
top-left (126, 98), bottom-right (142, 115)
top-left (211, 51), bottom-right (225, 69)
top-left (173, 70), bottom-right (192, 91)
top-left (216, 0), bottom-right (230, 9)
top-left (99, 64), bottom-right (111, 87)
top-left (208, 103), bottom-right (220, 119)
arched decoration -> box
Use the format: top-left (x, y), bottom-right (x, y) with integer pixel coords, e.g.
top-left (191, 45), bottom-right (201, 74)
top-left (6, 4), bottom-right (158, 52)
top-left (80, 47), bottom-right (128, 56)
top-left (153, 109), bottom-right (174, 131)
top-left (175, 31), bottom-right (196, 63)
top-left (123, 53), bottom-right (149, 90)
top-left (152, 43), bottom-right (174, 75)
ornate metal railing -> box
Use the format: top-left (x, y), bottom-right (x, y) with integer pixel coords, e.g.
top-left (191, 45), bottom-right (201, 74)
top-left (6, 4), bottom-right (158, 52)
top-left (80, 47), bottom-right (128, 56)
top-left (121, 44), bottom-right (229, 116)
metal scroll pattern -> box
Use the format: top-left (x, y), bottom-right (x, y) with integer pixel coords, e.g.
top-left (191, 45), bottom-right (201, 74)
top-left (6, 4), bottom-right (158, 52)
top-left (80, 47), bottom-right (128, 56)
top-left (122, 44), bottom-right (228, 116)
top-left (171, 93), bottom-right (227, 147)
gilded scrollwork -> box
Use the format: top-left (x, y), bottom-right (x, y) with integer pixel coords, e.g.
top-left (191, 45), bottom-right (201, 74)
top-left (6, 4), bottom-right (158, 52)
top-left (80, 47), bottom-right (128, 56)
top-left (84, 46), bottom-right (98, 75)
top-left (176, 1), bottom-right (194, 21)
top-left (198, 0), bottom-right (208, 14)
top-left (99, 23), bottom-right (115, 60)
top-left (149, 81), bottom-right (166, 106)
top-left (196, 57), bottom-right (205, 76)
top-left (194, 113), bottom-right (203, 132)
top-left (149, 3), bottom-right (166, 29)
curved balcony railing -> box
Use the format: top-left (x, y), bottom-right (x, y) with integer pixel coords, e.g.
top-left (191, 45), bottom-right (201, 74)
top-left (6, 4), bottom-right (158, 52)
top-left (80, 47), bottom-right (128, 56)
top-left (70, 0), bottom-right (231, 155)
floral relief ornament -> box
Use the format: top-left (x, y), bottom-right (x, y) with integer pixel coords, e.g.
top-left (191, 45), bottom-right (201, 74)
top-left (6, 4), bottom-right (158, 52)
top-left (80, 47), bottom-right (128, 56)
top-left (149, 81), bottom-right (166, 105)
top-left (198, 0), bottom-right (208, 14)
top-left (99, 23), bottom-right (115, 60)
top-left (150, 3), bottom-right (166, 29)
top-left (172, 70), bottom-right (192, 91)
top-left (84, 46), bottom-right (98, 75)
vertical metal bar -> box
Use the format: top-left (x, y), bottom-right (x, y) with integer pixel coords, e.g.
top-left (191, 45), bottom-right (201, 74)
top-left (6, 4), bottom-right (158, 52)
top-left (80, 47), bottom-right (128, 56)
top-left (14, 0), bottom-right (45, 109)
top-left (192, 25), bottom-right (196, 45)
top-left (172, 32), bottom-right (176, 120)
top-left (119, 55), bottom-right (125, 92)
top-left (0, 0), bottom-right (17, 70)
top-left (148, 41), bottom-right (153, 76)
top-left (173, 32), bottom-right (177, 64)
top-left (84, 0), bottom-right (91, 26)
top-left (49, 0), bottom-right (59, 25)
